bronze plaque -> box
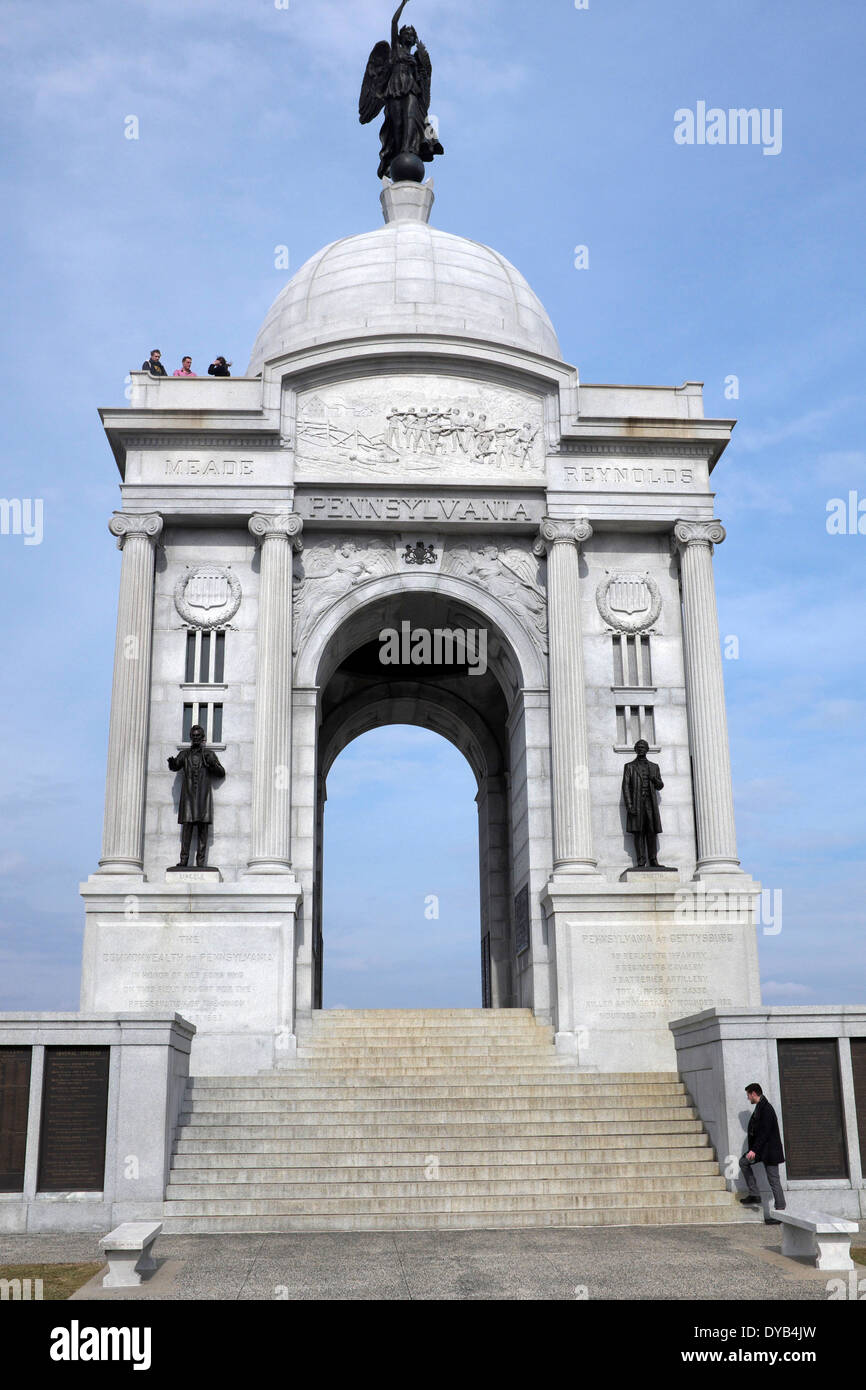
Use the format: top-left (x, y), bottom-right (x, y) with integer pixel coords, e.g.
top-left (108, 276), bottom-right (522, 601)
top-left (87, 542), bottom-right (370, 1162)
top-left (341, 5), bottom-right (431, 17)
top-left (481, 933), bottom-right (492, 1008)
top-left (514, 885), bottom-right (530, 956)
top-left (851, 1040), bottom-right (866, 1173)
top-left (777, 1039), bottom-right (848, 1180)
top-left (37, 1047), bottom-right (110, 1192)
top-left (0, 1047), bottom-right (32, 1192)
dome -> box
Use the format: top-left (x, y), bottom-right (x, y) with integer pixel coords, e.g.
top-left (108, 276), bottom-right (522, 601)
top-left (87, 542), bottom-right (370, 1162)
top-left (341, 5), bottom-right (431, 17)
top-left (247, 189), bottom-right (561, 372)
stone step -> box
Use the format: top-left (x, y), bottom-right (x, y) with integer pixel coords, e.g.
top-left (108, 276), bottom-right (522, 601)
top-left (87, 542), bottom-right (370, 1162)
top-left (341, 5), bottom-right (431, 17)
top-left (161, 1203), bottom-right (746, 1234)
top-left (185, 1083), bottom-right (688, 1101)
top-left (165, 1173), bottom-right (727, 1200)
top-left (164, 1186), bottom-right (736, 1215)
top-left (170, 1155), bottom-right (722, 1178)
top-left (181, 1096), bottom-right (693, 1117)
top-left (180, 1102), bottom-right (695, 1122)
top-left (187, 1074), bottom-right (685, 1089)
top-left (173, 1119), bottom-right (705, 1140)
top-left (173, 1132), bottom-right (711, 1156)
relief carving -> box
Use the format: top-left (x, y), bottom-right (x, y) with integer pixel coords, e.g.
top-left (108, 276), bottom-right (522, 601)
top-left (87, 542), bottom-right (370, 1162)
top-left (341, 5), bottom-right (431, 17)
top-left (294, 376), bottom-right (545, 479)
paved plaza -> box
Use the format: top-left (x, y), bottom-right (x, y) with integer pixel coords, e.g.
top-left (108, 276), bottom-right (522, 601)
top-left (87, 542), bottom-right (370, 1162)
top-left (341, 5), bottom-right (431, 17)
top-left (0, 1222), bottom-right (849, 1301)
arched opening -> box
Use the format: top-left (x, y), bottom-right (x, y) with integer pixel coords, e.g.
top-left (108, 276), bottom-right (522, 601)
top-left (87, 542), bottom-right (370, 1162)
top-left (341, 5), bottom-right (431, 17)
top-left (321, 725), bottom-right (482, 1008)
top-left (290, 570), bottom-right (554, 1025)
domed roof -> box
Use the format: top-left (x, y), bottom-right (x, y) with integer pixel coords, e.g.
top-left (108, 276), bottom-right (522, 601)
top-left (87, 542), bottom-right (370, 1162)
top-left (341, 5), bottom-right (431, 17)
top-left (247, 191), bottom-right (561, 372)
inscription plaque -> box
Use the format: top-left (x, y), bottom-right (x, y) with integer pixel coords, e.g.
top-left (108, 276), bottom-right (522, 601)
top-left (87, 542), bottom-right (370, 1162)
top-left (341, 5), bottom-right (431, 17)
top-left (514, 885), bottom-right (530, 956)
top-left (0, 1047), bottom-right (32, 1192)
top-left (851, 1039), bottom-right (866, 1173)
top-left (481, 934), bottom-right (492, 1009)
top-left (37, 1048), bottom-right (110, 1192)
top-left (777, 1039), bottom-right (849, 1181)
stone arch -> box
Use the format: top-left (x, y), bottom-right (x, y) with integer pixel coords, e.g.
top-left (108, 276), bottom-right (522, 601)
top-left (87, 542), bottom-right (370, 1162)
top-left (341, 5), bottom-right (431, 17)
top-left (290, 574), bottom-right (554, 1023)
top-left (294, 570), bottom-right (548, 696)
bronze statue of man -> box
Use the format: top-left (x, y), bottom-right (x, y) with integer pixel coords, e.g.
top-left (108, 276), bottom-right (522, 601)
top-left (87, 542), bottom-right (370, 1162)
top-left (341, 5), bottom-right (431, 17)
top-left (622, 739), bottom-right (664, 869)
top-left (360, 0), bottom-right (444, 181)
top-left (167, 725), bottom-right (225, 868)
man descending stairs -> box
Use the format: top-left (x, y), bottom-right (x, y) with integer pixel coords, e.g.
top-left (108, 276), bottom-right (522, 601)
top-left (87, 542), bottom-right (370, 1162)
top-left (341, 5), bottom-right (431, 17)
top-left (163, 1010), bottom-right (747, 1233)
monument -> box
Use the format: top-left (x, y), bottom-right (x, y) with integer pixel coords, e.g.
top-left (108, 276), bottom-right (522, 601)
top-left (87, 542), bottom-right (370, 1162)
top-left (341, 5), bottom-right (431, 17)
top-left (1, 2), bottom-right (863, 1232)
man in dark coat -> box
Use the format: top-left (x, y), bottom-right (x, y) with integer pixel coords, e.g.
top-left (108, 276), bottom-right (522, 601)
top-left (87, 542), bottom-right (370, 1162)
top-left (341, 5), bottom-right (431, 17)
top-left (167, 725), bottom-right (225, 867)
top-left (740, 1083), bottom-right (786, 1220)
top-left (622, 739), bottom-right (664, 867)
top-left (142, 349), bottom-right (167, 377)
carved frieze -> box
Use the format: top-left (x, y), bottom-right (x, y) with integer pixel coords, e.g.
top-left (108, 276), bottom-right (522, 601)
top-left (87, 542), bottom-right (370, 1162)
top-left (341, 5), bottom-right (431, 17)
top-left (293, 375), bottom-right (546, 480)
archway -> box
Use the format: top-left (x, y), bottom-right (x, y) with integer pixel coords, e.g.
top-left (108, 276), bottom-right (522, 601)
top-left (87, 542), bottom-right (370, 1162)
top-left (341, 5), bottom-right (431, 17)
top-left (321, 725), bottom-right (481, 1008)
top-left (291, 577), bottom-right (552, 1022)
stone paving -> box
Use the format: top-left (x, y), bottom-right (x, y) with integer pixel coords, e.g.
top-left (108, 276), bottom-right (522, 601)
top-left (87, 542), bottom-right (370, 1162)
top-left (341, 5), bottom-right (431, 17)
top-left (0, 1222), bottom-right (845, 1301)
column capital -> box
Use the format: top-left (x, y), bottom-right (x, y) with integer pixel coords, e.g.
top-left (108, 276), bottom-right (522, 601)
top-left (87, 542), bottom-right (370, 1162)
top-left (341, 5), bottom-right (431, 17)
top-left (672, 519), bottom-right (726, 553)
top-left (533, 517), bottom-right (593, 557)
top-left (249, 512), bottom-right (304, 549)
top-left (108, 512), bottom-right (163, 551)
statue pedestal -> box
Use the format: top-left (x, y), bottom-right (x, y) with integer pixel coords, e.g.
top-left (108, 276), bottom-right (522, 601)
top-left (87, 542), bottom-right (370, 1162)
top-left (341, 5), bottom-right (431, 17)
top-left (543, 875), bottom-right (763, 1071)
top-left (80, 876), bottom-right (303, 1075)
top-left (165, 867), bottom-right (222, 884)
top-left (618, 867), bottom-right (680, 884)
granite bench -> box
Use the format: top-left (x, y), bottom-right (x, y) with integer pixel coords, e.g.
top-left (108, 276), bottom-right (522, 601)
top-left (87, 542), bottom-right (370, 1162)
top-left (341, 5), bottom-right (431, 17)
top-left (776, 1211), bottom-right (859, 1271)
top-left (100, 1221), bottom-right (163, 1287)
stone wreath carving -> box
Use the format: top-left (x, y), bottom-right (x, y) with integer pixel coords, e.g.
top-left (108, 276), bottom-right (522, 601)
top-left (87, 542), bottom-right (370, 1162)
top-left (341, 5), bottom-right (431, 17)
top-left (174, 566), bottom-right (243, 629)
top-left (595, 571), bottom-right (662, 634)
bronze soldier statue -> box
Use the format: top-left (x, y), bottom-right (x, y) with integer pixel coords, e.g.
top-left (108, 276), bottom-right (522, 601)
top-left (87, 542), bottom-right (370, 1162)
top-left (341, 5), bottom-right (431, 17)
top-left (167, 724), bottom-right (225, 868)
top-left (360, 0), bottom-right (444, 182)
top-left (622, 739), bottom-right (664, 869)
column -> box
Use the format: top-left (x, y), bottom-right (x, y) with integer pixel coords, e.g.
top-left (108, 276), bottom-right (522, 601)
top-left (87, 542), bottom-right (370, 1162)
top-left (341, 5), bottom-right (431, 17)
top-left (673, 520), bottom-right (740, 874)
top-left (98, 512), bottom-right (163, 875)
top-left (534, 518), bottom-right (598, 874)
top-left (246, 512), bottom-right (304, 873)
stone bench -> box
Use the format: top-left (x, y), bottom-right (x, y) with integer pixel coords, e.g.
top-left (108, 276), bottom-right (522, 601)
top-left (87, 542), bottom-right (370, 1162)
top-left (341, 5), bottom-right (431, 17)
top-left (100, 1221), bottom-right (163, 1287)
top-left (776, 1211), bottom-right (859, 1271)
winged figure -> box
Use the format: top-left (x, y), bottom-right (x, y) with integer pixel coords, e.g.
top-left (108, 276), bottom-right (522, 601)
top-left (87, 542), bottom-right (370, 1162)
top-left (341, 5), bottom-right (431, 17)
top-left (359, 0), bottom-right (445, 180)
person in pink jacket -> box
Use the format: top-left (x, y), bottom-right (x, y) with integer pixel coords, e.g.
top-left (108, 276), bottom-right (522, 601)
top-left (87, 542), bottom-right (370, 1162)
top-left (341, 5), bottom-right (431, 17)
top-left (173, 356), bottom-right (197, 377)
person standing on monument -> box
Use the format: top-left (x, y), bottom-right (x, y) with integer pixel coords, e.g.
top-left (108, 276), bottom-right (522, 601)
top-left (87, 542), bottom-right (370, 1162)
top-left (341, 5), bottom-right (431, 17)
top-left (141, 349), bottom-right (166, 376)
top-left (173, 356), bottom-right (197, 377)
top-left (167, 724), bottom-right (225, 868)
top-left (739, 1083), bottom-right (787, 1220)
top-left (208, 356), bottom-right (232, 377)
top-left (622, 739), bottom-right (664, 868)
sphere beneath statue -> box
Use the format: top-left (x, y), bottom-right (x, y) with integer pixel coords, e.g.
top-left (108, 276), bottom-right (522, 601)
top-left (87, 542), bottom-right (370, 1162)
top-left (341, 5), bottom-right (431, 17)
top-left (389, 152), bottom-right (426, 184)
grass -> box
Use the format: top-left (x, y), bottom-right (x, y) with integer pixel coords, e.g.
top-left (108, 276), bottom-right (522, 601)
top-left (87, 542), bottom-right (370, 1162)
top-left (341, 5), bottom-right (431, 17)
top-left (852, 1249), bottom-right (866, 1268)
top-left (0, 1263), bottom-right (104, 1300)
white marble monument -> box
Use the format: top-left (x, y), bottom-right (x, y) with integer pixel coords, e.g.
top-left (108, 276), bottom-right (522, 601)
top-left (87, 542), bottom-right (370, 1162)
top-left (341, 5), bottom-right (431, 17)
top-left (80, 179), bottom-right (763, 1075)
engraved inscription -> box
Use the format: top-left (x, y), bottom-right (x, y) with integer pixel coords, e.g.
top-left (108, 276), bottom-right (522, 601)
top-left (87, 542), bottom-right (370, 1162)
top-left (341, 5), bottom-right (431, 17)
top-left (563, 466), bottom-right (696, 489)
top-left (164, 457), bottom-right (255, 478)
top-left (37, 1048), bottom-right (110, 1193)
top-left (0, 1047), bottom-right (32, 1192)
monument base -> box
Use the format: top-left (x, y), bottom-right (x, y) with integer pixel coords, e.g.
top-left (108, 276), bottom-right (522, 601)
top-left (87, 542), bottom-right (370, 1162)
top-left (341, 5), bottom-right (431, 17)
top-left (80, 875), bottom-right (303, 1075)
top-left (544, 875), bottom-right (763, 1072)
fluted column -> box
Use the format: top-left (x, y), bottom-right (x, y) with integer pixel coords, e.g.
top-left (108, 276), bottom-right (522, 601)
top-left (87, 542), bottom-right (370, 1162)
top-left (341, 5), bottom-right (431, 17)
top-left (534, 518), bottom-right (598, 874)
top-left (247, 513), bottom-right (304, 873)
top-left (98, 512), bottom-right (163, 874)
top-left (673, 520), bottom-right (740, 874)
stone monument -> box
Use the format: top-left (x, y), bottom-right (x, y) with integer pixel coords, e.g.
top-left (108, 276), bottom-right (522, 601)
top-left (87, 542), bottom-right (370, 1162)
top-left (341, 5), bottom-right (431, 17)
top-left (3, 8), bottom-right (864, 1234)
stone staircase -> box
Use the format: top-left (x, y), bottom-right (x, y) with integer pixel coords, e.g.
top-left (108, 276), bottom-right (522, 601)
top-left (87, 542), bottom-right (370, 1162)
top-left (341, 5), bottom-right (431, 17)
top-left (162, 1009), bottom-right (746, 1233)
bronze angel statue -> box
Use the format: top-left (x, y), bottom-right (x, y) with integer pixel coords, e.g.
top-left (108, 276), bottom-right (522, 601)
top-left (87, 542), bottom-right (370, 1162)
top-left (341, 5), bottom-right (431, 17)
top-left (359, 0), bottom-right (444, 182)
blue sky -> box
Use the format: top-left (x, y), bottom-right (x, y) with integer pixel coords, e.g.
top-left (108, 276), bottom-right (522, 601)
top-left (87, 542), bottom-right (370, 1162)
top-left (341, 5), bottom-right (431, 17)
top-left (0, 0), bottom-right (863, 1010)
